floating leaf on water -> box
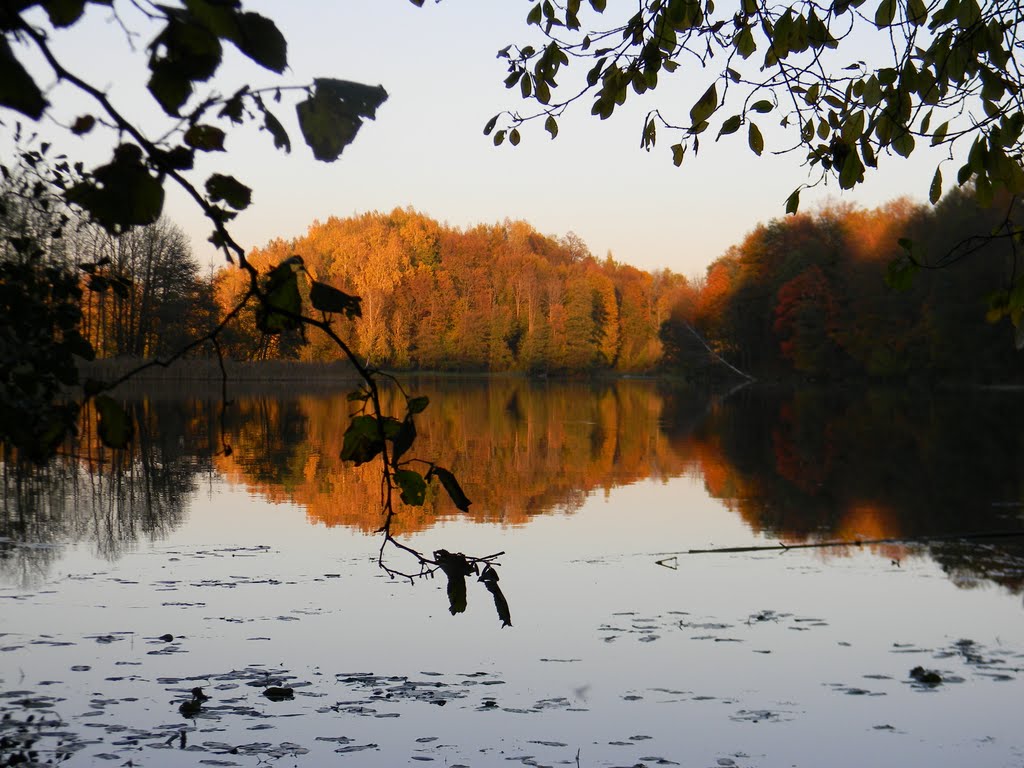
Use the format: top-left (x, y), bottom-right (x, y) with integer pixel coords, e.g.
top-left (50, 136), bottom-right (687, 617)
top-left (262, 686), bottom-right (295, 701)
top-left (909, 666), bottom-right (943, 684)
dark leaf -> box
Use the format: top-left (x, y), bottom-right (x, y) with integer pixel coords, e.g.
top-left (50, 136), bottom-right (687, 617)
top-left (71, 115), bottom-right (95, 135)
top-left (406, 395), bottom-right (429, 414)
top-left (544, 114), bottom-right (558, 139)
top-left (891, 130), bottom-right (915, 158)
top-left (42, 0), bottom-right (88, 26)
top-left (434, 550), bottom-right (473, 615)
top-left (428, 466), bottom-right (472, 512)
top-left (184, 124), bottom-right (226, 151)
top-left (340, 414), bottom-right (384, 465)
top-left (147, 62), bottom-right (193, 116)
top-left (785, 188), bottom-right (800, 214)
top-left (395, 468), bottom-right (427, 506)
top-left (717, 114), bottom-right (741, 139)
top-left (310, 280), bottom-right (362, 318)
top-left (231, 11), bottom-right (288, 73)
top-left (218, 86), bottom-right (247, 123)
top-left (480, 565), bottom-right (512, 627)
top-left (262, 108), bottom-right (291, 152)
top-left (205, 173), bottom-right (252, 210)
top-left (110, 277), bottom-right (132, 299)
top-left (689, 82), bottom-right (717, 126)
top-left (380, 416), bottom-right (403, 441)
top-left (257, 256), bottom-right (304, 333)
top-left (838, 147), bottom-right (865, 188)
top-left (748, 122), bottom-right (764, 155)
top-left (296, 80), bottom-right (387, 162)
top-left (0, 38), bottom-right (48, 119)
top-left (83, 378), bottom-right (105, 397)
top-left (391, 417), bottom-right (416, 465)
top-left (262, 686), bottom-right (294, 701)
top-left (929, 166), bottom-right (942, 204)
top-left (146, 12), bottom-right (223, 114)
top-left (63, 329), bottom-right (95, 361)
top-left (874, 0), bottom-right (896, 27)
top-left (65, 145), bottom-right (165, 233)
top-left (151, 145), bottom-right (195, 171)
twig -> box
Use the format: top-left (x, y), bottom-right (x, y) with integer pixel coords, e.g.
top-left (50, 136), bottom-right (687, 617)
top-left (654, 530), bottom-right (1024, 561)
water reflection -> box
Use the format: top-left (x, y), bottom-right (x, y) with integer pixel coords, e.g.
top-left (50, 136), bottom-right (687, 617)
top-left (0, 397), bottom-right (216, 586)
top-left (216, 378), bottom-right (689, 533)
top-left (2, 379), bottom-right (1022, 591)
top-left (671, 386), bottom-right (1024, 592)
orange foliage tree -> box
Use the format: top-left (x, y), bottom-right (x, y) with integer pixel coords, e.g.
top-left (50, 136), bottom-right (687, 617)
top-left (213, 208), bottom-right (691, 373)
top-left (671, 191), bottom-right (1023, 381)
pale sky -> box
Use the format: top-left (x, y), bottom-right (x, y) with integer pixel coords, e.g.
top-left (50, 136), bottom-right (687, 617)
top-left (14, 1), bottom-right (948, 279)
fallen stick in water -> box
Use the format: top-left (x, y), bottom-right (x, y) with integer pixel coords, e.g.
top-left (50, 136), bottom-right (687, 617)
top-left (653, 530), bottom-right (1024, 568)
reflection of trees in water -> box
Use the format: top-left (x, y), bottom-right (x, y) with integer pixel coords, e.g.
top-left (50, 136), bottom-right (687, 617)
top-left (662, 386), bottom-right (1024, 592)
top-left (929, 539), bottom-right (1024, 594)
top-left (8, 381), bottom-right (1019, 593)
top-left (0, 398), bottom-right (215, 586)
top-left (215, 378), bottom-right (693, 534)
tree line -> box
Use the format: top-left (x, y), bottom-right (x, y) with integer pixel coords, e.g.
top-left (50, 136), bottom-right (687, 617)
top-left (1, 147), bottom-right (213, 361)
top-left (211, 208), bottom-right (690, 372)
top-left (6, 149), bottom-right (1020, 383)
top-left (663, 188), bottom-right (1024, 381)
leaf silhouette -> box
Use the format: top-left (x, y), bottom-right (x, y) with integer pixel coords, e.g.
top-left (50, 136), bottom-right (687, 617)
top-left (480, 564), bottom-right (512, 628)
top-left (434, 549), bottom-right (473, 615)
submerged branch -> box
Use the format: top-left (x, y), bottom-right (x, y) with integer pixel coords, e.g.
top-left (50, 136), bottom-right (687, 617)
top-left (653, 530), bottom-right (1024, 565)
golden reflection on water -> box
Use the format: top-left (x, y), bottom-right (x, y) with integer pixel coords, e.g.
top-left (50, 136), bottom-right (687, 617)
top-left (3, 379), bottom-right (1023, 591)
top-left (214, 379), bottom-right (692, 534)
top-left (201, 380), bottom-right (1024, 592)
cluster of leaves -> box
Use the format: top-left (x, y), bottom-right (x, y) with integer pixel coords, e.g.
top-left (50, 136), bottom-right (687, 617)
top-left (482, 0), bottom-right (1024, 335)
top-left (490, 0), bottom-right (1023, 198)
top-left (254, 254), bottom-right (363, 336)
top-left (434, 551), bottom-right (512, 627)
top-left (1, 1), bottom-right (387, 248)
top-left (342, 388), bottom-right (470, 512)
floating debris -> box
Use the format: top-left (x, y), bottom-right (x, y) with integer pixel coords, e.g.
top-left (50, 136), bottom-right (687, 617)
top-left (262, 687), bottom-right (295, 702)
top-left (909, 666), bottom-right (943, 685)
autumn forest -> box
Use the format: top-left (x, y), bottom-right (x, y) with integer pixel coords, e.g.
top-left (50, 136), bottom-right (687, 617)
top-left (27, 186), bottom-right (1023, 381)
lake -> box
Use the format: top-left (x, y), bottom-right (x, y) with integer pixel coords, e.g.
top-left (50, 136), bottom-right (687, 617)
top-left (2, 378), bottom-right (1023, 767)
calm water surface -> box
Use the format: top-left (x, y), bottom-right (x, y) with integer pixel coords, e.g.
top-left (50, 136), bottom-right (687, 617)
top-left (2, 379), bottom-right (1023, 767)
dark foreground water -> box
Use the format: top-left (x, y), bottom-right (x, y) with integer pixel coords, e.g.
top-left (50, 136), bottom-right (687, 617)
top-left (2, 379), bottom-right (1023, 767)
